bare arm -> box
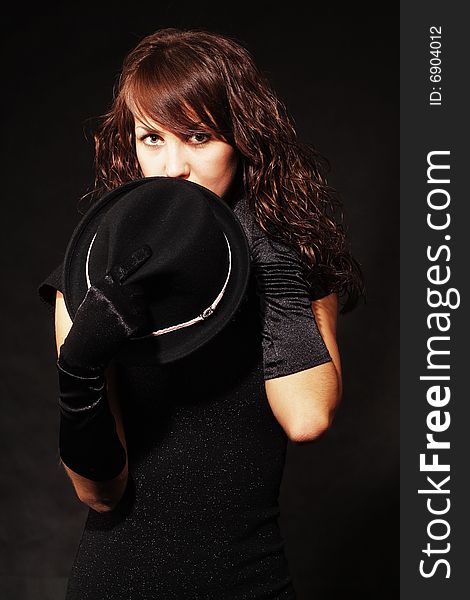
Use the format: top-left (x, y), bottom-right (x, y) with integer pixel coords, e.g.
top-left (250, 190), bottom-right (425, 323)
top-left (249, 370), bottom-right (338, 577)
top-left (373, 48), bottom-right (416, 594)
top-left (265, 292), bottom-right (342, 442)
top-left (55, 290), bottom-right (129, 512)
top-left (310, 292), bottom-right (343, 400)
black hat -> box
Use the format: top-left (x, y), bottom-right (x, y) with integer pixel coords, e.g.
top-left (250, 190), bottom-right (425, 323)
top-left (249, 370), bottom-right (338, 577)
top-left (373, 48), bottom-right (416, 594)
top-left (62, 177), bottom-right (251, 366)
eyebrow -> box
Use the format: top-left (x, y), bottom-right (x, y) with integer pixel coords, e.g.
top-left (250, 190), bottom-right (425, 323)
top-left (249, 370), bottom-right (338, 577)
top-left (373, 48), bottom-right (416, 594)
top-left (135, 122), bottom-right (216, 139)
top-left (135, 124), bottom-right (163, 134)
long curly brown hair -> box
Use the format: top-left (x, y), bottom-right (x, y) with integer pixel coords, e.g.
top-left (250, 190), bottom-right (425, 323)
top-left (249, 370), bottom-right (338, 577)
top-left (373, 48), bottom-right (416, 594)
top-left (85, 27), bottom-right (366, 314)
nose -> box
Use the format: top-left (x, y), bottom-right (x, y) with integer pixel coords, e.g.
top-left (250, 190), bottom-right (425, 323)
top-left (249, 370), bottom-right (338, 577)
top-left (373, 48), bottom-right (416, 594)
top-left (164, 141), bottom-right (190, 179)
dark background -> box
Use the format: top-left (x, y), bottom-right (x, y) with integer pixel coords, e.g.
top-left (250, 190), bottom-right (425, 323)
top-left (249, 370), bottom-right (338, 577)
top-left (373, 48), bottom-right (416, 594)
top-left (1, 2), bottom-right (398, 599)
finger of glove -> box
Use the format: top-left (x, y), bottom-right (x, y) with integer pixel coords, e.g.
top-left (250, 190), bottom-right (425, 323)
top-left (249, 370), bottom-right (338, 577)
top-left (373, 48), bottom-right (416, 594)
top-left (109, 244), bottom-right (153, 285)
top-left (84, 272), bottom-right (149, 323)
top-left (79, 283), bottom-right (151, 337)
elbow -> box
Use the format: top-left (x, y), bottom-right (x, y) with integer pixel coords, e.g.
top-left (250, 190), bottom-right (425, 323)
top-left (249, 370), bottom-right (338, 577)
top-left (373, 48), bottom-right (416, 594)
top-left (61, 457), bottom-right (129, 513)
top-left (287, 412), bottom-right (333, 443)
top-left (79, 492), bottom-right (123, 513)
top-left (267, 362), bottom-right (342, 443)
top-left (76, 473), bottom-right (129, 514)
top-left (87, 499), bottom-right (120, 513)
top-left (287, 387), bottom-right (340, 443)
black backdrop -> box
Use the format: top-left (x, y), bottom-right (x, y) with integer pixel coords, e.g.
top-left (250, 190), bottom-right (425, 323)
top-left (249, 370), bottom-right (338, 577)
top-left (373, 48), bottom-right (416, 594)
top-left (1, 2), bottom-right (399, 599)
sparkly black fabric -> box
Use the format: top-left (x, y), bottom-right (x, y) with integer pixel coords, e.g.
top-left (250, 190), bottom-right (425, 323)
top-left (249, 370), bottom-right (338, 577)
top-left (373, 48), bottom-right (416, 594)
top-left (37, 195), bottom-right (332, 599)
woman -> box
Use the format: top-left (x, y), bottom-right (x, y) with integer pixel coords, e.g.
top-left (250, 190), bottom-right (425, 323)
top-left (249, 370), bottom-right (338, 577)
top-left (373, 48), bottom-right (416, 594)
top-left (39, 28), bottom-right (365, 599)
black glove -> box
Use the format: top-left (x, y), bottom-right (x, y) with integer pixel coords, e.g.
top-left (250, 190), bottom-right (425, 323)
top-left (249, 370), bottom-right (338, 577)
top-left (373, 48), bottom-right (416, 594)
top-left (232, 196), bottom-right (332, 380)
top-left (56, 244), bottom-right (152, 482)
top-left (57, 363), bottom-right (127, 482)
top-left (58, 244), bottom-right (153, 376)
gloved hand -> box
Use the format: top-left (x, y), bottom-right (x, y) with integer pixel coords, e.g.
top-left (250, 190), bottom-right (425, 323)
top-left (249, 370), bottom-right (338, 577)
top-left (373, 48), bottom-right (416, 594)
top-left (56, 244), bottom-right (152, 482)
top-left (232, 196), bottom-right (332, 380)
top-left (58, 244), bottom-right (153, 377)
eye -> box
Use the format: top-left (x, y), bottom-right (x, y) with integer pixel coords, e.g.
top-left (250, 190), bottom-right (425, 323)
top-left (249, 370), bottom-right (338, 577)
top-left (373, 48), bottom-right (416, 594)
top-left (141, 134), bottom-right (164, 146)
top-left (188, 132), bottom-right (211, 145)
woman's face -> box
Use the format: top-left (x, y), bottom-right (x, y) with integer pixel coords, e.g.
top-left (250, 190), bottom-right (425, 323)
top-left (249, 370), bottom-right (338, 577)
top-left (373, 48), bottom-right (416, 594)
top-left (134, 116), bottom-right (239, 199)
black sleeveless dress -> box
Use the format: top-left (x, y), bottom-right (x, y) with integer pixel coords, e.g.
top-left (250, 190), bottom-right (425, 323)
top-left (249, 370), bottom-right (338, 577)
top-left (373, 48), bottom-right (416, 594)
top-left (38, 196), bottom-right (332, 599)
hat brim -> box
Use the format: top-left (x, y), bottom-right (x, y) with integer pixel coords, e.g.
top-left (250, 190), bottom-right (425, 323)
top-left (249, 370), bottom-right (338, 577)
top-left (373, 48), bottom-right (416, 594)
top-left (62, 177), bottom-right (251, 366)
